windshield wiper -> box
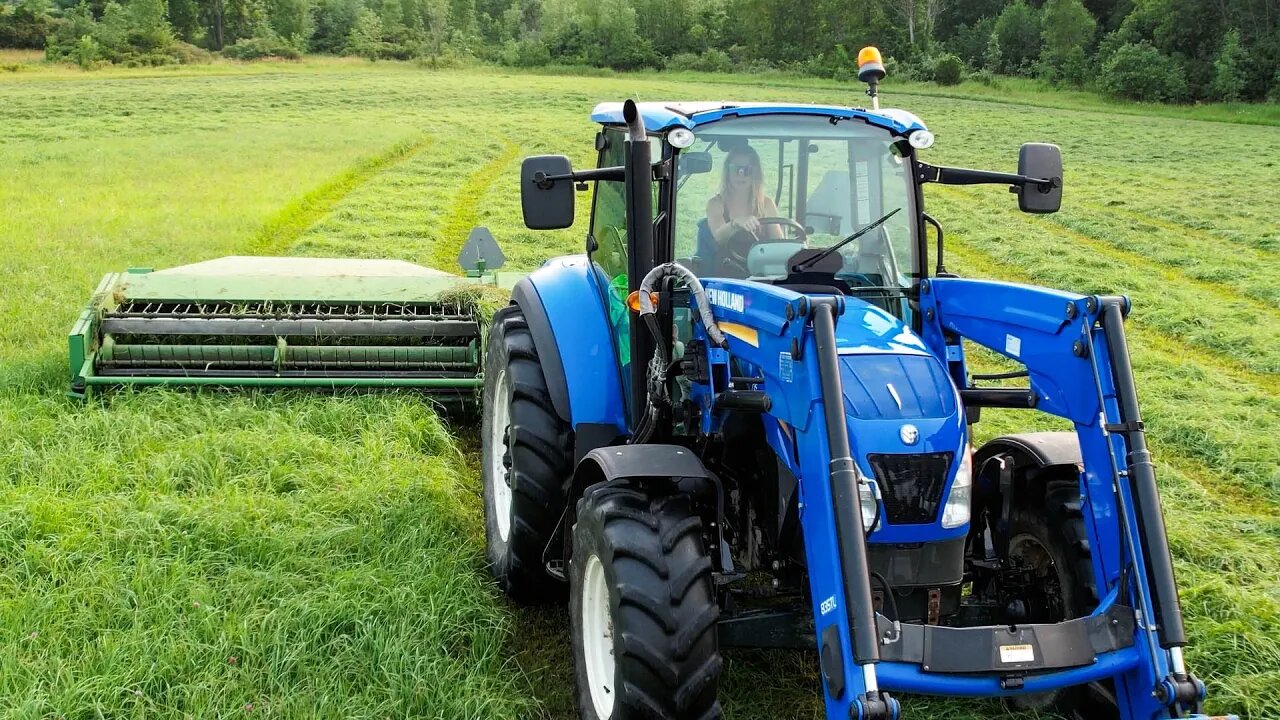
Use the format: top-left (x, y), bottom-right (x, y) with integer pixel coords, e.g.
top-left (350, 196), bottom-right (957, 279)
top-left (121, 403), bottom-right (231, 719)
top-left (790, 207), bottom-right (902, 274)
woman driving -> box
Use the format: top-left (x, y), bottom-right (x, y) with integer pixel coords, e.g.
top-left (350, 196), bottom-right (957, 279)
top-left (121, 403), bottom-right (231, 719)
top-left (705, 145), bottom-right (783, 249)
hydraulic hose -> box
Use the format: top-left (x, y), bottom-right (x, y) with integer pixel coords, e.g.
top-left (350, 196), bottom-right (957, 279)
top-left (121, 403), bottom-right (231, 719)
top-left (638, 262), bottom-right (726, 347)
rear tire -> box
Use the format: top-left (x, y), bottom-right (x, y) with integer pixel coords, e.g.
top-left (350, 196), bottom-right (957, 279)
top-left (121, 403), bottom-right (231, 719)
top-left (1006, 477), bottom-right (1119, 719)
top-left (482, 304), bottom-right (572, 604)
top-left (569, 481), bottom-right (723, 720)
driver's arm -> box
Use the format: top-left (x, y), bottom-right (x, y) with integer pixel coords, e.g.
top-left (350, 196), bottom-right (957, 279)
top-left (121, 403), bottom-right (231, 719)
top-left (707, 197), bottom-right (737, 245)
top-left (759, 197), bottom-right (784, 239)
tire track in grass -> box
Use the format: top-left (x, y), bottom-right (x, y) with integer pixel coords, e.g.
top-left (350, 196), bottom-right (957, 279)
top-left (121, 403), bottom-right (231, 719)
top-left (246, 132), bottom-right (435, 256)
top-left (432, 139), bottom-right (521, 270)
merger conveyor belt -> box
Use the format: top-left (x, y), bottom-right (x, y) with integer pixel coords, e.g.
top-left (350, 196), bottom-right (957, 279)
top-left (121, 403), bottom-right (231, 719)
top-left (68, 255), bottom-right (509, 402)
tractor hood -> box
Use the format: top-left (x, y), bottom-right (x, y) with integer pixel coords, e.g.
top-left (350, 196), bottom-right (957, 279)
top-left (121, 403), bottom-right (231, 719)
top-left (833, 298), bottom-right (965, 458)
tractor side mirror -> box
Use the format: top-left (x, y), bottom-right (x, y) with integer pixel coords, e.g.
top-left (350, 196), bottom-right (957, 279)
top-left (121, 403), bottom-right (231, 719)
top-left (1016, 143), bottom-right (1063, 214)
top-left (521, 155), bottom-right (575, 229)
top-left (679, 151), bottom-right (713, 175)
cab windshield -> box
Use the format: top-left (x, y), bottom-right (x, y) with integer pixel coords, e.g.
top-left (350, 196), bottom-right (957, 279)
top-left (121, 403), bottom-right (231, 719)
top-left (673, 114), bottom-right (916, 313)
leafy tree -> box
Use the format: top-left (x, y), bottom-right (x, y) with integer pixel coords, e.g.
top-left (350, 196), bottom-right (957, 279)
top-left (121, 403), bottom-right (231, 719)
top-left (1098, 41), bottom-right (1188, 101)
top-left (1209, 29), bottom-right (1247, 102)
top-left (268, 0), bottom-right (314, 47)
top-left (125, 0), bottom-right (175, 52)
top-left (0, 0), bottom-right (56, 49)
top-left (990, 0), bottom-right (1040, 73)
top-left (946, 16), bottom-right (993, 66)
top-left (1039, 0), bottom-right (1094, 80)
top-left (166, 0), bottom-right (202, 42)
top-left (346, 6), bottom-right (382, 57)
top-left (310, 0), bottom-right (361, 52)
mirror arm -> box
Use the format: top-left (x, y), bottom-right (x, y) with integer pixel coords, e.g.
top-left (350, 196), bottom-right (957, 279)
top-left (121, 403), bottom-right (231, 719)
top-left (916, 162), bottom-right (1058, 192)
top-left (533, 162), bottom-right (668, 190)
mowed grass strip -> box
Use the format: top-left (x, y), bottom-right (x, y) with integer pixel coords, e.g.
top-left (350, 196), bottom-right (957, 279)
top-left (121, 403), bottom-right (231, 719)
top-left (248, 133), bottom-right (436, 256)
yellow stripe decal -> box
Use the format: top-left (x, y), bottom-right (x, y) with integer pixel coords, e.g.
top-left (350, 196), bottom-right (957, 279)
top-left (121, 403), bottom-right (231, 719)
top-left (718, 321), bottom-right (759, 347)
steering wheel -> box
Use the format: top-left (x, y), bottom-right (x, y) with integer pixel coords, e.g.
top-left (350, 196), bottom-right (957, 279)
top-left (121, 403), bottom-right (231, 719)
top-left (723, 217), bottom-right (810, 275)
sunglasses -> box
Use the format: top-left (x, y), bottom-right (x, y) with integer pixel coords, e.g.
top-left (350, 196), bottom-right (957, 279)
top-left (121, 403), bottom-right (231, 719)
top-left (728, 163), bottom-right (756, 176)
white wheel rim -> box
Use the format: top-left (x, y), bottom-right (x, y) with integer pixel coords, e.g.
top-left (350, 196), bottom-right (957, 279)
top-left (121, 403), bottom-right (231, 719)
top-left (489, 367), bottom-right (513, 543)
top-left (581, 554), bottom-right (616, 718)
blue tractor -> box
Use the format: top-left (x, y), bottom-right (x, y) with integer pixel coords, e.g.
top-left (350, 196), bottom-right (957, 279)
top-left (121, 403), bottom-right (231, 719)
top-left (480, 50), bottom-right (1229, 720)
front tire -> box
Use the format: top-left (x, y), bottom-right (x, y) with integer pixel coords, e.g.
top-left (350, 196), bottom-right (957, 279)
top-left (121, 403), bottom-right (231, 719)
top-left (481, 304), bottom-right (572, 604)
top-left (1006, 477), bottom-right (1118, 719)
top-left (570, 481), bottom-right (723, 720)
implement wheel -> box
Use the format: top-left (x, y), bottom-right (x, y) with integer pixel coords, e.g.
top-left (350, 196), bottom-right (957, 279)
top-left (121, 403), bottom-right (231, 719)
top-left (482, 304), bottom-right (572, 604)
top-left (570, 481), bottom-right (723, 720)
top-left (1006, 476), bottom-right (1119, 719)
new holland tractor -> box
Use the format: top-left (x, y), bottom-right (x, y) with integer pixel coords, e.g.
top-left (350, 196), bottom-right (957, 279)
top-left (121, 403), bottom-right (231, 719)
top-left (481, 51), bottom-right (1229, 720)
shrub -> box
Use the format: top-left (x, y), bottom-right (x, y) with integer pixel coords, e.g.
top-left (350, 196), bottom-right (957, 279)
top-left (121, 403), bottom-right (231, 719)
top-left (1098, 42), bottom-right (1188, 102)
top-left (498, 37), bottom-right (551, 67)
top-left (931, 53), bottom-right (964, 85)
top-left (736, 58), bottom-right (775, 74)
top-left (967, 68), bottom-right (1002, 88)
top-left (167, 40), bottom-right (212, 64)
top-left (73, 34), bottom-right (101, 69)
top-left (1057, 46), bottom-right (1092, 85)
top-left (222, 35), bottom-right (303, 60)
top-left (693, 48), bottom-right (733, 73)
top-left (664, 51), bottom-right (699, 70)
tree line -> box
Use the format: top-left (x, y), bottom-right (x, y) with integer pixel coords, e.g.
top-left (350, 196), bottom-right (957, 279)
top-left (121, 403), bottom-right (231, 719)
top-left (2, 0), bottom-right (1277, 102)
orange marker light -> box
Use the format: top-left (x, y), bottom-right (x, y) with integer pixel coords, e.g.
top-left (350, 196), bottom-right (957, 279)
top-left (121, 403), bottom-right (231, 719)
top-left (857, 45), bottom-right (887, 84)
top-left (626, 290), bottom-right (660, 313)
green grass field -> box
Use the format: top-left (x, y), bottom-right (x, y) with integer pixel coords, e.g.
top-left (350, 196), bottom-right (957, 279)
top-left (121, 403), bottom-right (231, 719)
top-left (1, 61), bottom-right (1277, 719)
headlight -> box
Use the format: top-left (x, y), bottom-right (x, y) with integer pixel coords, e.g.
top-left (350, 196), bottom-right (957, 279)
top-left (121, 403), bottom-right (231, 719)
top-left (859, 476), bottom-right (882, 533)
top-left (940, 446), bottom-right (972, 529)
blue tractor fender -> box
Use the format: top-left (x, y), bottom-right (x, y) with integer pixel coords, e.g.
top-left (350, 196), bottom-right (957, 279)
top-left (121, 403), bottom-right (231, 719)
top-left (509, 255), bottom-right (629, 447)
top-left (974, 432), bottom-right (1084, 472)
top-left (972, 431), bottom-right (1085, 507)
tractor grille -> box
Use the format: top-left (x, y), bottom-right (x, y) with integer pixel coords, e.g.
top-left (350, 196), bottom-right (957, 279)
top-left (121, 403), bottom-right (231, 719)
top-left (868, 452), bottom-right (954, 525)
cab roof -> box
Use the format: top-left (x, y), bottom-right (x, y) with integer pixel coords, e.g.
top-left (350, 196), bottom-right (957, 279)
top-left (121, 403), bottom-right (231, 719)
top-left (589, 101), bottom-right (927, 136)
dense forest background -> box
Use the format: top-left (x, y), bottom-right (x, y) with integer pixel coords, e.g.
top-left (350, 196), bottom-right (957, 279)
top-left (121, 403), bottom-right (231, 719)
top-left (2, 0), bottom-right (1277, 102)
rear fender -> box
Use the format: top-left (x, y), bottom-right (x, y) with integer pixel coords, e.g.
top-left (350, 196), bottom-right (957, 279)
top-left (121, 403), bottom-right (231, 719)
top-left (511, 255), bottom-right (628, 439)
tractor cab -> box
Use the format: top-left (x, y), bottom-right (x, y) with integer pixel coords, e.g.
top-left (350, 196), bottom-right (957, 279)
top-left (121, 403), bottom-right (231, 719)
top-left (584, 102), bottom-right (928, 326)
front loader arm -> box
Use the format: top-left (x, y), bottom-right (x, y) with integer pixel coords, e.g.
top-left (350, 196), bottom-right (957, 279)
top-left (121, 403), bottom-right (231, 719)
top-left (919, 277), bottom-right (1209, 718)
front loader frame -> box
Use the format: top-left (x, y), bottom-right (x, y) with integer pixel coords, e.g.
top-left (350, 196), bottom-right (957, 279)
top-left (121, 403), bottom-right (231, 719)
top-left (679, 275), bottom-right (1207, 719)
top-left (918, 277), bottom-right (1204, 717)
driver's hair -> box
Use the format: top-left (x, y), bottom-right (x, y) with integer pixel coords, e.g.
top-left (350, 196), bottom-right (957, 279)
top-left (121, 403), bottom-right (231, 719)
top-left (719, 145), bottom-right (767, 213)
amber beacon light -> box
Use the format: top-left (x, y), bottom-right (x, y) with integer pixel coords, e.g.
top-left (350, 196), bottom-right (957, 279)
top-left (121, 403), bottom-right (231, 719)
top-left (857, 46), bottom-right (886, 109)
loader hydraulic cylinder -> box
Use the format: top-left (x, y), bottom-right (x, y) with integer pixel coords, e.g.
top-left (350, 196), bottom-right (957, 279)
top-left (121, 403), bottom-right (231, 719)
top-left (813, 300), bottom-right (882, 667)
top-left (1100, 300), bottom-right (1188, 649)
